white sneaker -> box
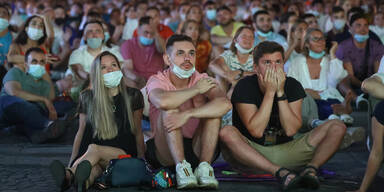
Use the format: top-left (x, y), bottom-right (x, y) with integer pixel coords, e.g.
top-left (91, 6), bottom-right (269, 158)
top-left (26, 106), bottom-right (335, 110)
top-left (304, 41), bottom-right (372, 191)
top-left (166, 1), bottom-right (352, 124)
top-left (328, 114), bottom-right (340, 120)
top-left (176, 160), bottom-right (198, 189)
top-left (356, 93), bottom-right (369, 110)
top-left (194, 161), bottom-right (219, 189)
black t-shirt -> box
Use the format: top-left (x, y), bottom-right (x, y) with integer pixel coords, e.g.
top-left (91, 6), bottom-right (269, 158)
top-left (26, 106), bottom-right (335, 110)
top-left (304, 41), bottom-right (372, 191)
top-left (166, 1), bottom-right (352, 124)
top-left (231, 74), bottom-right (306, 146)
top-left (76, 87), bottom-right (144, 159)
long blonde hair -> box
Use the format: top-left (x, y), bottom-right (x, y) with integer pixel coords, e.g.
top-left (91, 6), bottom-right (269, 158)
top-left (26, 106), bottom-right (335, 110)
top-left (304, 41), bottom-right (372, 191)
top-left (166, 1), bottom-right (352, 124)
top-left (88, 51), bottom-right (136, 140)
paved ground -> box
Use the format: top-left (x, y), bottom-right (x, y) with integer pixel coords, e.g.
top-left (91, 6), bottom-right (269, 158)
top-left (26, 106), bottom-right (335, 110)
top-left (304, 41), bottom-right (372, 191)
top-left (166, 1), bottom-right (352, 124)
top-left (1, 111), bottom-right (384, 192)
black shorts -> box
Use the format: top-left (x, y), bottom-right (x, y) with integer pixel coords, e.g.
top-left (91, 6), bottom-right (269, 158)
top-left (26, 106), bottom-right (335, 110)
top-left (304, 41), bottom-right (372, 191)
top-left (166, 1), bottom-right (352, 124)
top-left (145, 138), bottom-right (220, 170)
top-left (373, 101), bottom-right (384, 125)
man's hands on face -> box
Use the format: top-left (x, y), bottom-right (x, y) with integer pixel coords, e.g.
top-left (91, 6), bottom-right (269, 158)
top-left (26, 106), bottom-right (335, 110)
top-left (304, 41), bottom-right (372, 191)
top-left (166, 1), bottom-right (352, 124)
top-left (164, 109), bottom-right (190, 132)
top-left (260, 66), bottom-right (286, 96)
top-left (194, 78), bottom-right (216, 94)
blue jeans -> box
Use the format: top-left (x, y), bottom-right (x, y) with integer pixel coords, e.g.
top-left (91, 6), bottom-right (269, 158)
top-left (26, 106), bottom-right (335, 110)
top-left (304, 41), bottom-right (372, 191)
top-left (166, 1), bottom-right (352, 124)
top-left (0, 96), bottom-right (73, 136)
top-left (315, 99), bottom-right (341, 120)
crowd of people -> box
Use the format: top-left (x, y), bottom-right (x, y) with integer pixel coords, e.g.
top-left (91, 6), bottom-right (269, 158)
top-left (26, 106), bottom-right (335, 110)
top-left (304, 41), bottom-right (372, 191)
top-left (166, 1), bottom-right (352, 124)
top-left (0, 0), bottom-right (383, 191)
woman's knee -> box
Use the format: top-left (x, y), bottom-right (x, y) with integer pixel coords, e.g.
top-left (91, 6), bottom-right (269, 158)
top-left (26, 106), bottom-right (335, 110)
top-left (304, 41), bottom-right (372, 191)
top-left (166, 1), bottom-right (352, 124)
top-left (87, 144), bottom-right (99, 153)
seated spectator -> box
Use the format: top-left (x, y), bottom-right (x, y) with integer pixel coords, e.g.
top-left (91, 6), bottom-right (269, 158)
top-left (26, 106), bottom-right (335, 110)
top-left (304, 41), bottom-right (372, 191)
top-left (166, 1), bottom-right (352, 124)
top-left (336, 13), bottom-right (384, 107)
top-left (0, 4), bottom-right (14, 88)
top-left (166, 3), bottom-right (189, 33)
top-left (145, 34), bottom-right (231, 189)
top-left (326, 6), bottom-right (349, 48)
top-left (67, 20), bottom-right (125, 101)
top-left (288, 28), bottom-right (353, 123)
top-left (7, 15), bottom-right (54, 71)
top-left (0, 47), bottom-right (68, 144)
top-left (346, 7), bottom-right (382, 43)
top-left (253, 10), bottom-right (288, 50)
top-left (278, 11), bottom-right (298, 39)
top-left (210, 5), bottom-right (244, 56)
top-left (307, 0), bottom-right (330, 32)
top-left (209, 26), bottom-right (255, 98)
top-left (133, 6), bottom-right (174, 41)
top-left (50, 51), bottom-right (145, 192)
top-left (353, 72), bottom-right (384, 192)
top-left (106, 8), bottom-right (124, 44)
top-left (303, 13), bottom-right (320, 29)
top-left (220, 41), bottom-right (346, 191)
top-left (241, 0), bottom-right (264, 26)
top-left (122, 1), bottom-right (147, 40)
top-left (121, 16), bottom-right (165, 89)
top-left (202, 1), bottom-right (217, 32)
top-left (181, 20), bottom-right (212, 73)
top-left (369, 12), bottom-right (384, 45)
top-left (284, 19), bottom-right (308, 72)
top-left (177, 5), bottom-right (210, 41)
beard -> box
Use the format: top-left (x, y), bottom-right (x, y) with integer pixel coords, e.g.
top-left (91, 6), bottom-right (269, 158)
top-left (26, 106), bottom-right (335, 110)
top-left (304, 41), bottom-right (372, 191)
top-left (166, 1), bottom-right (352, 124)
top-left (220, 19), bottom-right (233, 27)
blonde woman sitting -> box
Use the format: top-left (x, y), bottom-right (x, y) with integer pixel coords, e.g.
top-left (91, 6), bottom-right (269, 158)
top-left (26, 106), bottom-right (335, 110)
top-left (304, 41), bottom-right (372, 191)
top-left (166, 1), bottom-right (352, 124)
top-left (49, 51), bottom-right (145, 192)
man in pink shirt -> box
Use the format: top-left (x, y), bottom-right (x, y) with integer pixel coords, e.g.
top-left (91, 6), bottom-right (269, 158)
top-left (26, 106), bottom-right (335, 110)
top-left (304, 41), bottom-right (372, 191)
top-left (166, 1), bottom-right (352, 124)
top-left (120, 16), bottom-right (165, 89)
top-left (145, 35), bottom-right (231, 189)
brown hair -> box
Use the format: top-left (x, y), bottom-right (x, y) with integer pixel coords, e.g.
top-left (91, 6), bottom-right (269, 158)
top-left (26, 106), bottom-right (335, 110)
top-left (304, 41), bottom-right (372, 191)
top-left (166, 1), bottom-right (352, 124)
top-left (229, 26), bottom-right (255, 54)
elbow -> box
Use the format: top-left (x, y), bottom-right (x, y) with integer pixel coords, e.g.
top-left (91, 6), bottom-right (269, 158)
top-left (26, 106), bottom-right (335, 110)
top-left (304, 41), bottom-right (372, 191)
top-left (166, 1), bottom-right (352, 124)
top-left (361, 79), bottom-right (374, 94)
top-left (7, 89), bottom-right (18, 97)
top-left (156, 97), bottom-right (175, 110)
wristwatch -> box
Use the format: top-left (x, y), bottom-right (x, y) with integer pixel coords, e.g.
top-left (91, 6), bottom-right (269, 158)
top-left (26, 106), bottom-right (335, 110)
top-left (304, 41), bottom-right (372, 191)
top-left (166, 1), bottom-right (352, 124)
top-left (276, 93), bottom-right (287, 101)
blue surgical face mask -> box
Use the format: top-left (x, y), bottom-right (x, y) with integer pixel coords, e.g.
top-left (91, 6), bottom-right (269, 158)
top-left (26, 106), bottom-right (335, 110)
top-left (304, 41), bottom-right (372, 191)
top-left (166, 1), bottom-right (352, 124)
top-left (235, 43), bottom-right (253, 54)
top-left (28, 64), bottom-right (46, 79)
top-left (180, 13), bottom-right (186, 21)
top-left (256, 30), bottom-right (272, 38)
top-left (103, 70), bottom-right (123, 88)
top-left (172, 63), bottom-right (195, 79)
top-left (0, 18), bottom-right (9, 31)
top-left (139, 36), bottom-right (154, 46)
top-left (104, 32), bottom-right (110, 43)
top-left (206, 10), bottom-right (216, 20)
top-left (354, 33), bottom-right (369, 43)
top-left (27, 27), bottom-right (44, 41)
top-left (333, 19), bottom-right (346, 30)
top-left (87, 37), bottom-right (103, 49)
top-left (309, 50), bottom-right (325, 59)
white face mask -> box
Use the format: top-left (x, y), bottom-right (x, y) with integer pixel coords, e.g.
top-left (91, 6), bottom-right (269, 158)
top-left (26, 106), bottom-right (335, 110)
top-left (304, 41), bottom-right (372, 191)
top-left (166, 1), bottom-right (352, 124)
top-left (180, 13), bottom-right (186, 21)
top-left (172, 63), bottom-right (195, 79)
top-left (333, 19), bottom-right (346, 30)
top-left (235, 43), bottom-right (253, 54)
top-left (0, 18), bottom-right (9, 31)
top-left (27, 27), bottom-right (44, 40)
top-left (103, 70), bottom-right (123, 88)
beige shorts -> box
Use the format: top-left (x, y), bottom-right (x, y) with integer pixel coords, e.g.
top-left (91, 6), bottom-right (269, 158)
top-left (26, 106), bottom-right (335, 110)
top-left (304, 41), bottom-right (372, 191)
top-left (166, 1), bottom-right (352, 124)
top-left (222, 132), bottom-right (315, 171)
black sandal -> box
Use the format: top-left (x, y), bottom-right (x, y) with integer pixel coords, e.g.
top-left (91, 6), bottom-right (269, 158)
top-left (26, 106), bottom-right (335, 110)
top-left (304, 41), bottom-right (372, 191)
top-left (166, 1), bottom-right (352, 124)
top-left (74, 160), bottom-right (92, 192)
top-left (275, 167), bottom-right (302, 191)
top-left (49, 160), bottom-right (74, 192)
top-left (300, 165), bottom-right (320, 189)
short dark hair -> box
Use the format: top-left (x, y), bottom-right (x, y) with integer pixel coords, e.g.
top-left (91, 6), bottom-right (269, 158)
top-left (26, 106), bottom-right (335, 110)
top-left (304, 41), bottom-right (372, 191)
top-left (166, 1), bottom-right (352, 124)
top-left (311, 0), bottom-right (324, 7)
top-left (347, 7), bottom-right (364, 18)
top-left (350, 13), bottom-right (367, 26)
top-left (25, 47), bottom-right (45, 62)
top-left (280, 12), bottom-right (297, 24)
top-left (253, 10), bottom-right (269, 23)
top-left (253, 41), bottom-right (284, 65)
top-left (138, 16), bottom-right (151, 27)
top-left (0, 3), bottom-right (11, 17)
top-left (165, 34), bottom-right (194, 54)
top-left (216, 5), bottom-right (232, 14)
top-left (332, 6), bottom-right (344, 14)
top-left (302, 13), bottom-right (316, 20)
top-left (203, 1), bottom-right (215, 9)
top-left (134, 1), bottom-right (148, 11)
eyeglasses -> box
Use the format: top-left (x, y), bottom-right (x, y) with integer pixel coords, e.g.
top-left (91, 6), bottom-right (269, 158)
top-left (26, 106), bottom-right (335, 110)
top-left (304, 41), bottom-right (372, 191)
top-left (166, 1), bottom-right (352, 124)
top-left (310, 36), bottom-right (325, 42)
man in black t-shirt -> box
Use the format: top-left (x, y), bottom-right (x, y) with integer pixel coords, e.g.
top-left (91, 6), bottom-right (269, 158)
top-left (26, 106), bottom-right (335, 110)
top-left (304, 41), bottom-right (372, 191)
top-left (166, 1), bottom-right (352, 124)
top-left (219, 41), bottom-right (346, 191)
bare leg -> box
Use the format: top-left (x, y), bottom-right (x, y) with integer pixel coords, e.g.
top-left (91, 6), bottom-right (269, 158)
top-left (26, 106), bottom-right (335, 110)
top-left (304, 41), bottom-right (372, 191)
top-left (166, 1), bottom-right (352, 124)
top-left (154, 110), bottom-right (185, 166)
top-left (338, 77), bottom-right (358, 101)
top-left (307, 120), bottom-right (346, 168)
top-left (358, 117), bottom-right (384, 192)
top-left (69, 144), bottom-right (126, 175)
top-left (332, 92), bottom-right (353, 115)
top-left (192, 118), bottom-right (220, 163)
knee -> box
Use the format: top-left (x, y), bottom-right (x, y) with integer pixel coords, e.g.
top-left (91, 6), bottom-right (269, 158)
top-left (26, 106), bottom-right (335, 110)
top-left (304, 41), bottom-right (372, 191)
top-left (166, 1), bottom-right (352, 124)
top-left (219, 125), bottom-right (237, 144)
top-left (87, 144), bottom-right (99, 153)
top-left (328, 119), bottom-right (347, 137)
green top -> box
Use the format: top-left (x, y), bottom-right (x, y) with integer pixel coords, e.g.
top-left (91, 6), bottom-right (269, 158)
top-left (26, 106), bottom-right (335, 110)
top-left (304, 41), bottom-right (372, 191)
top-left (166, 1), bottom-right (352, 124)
top-left (0, 67), bottom-right (51, 100)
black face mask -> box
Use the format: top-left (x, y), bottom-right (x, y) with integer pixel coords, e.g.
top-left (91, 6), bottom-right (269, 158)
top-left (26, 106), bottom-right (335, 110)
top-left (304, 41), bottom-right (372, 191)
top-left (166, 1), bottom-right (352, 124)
top-left (55, 18), bottom-right (66, 25)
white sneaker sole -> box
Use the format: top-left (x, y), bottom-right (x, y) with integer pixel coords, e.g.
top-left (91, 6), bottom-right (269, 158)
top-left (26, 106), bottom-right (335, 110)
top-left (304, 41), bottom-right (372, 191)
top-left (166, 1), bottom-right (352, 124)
top-left (177, 182), bottom-right (198, 189)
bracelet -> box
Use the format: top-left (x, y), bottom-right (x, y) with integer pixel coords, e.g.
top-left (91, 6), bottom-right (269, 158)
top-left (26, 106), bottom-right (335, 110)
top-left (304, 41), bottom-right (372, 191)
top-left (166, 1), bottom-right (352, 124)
top-left (276, 93), bottom-right (287, 101)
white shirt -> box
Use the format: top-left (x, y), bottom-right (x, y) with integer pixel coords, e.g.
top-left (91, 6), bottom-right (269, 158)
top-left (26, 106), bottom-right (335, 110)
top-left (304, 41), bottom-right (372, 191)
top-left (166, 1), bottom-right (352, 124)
top-left (369, 25), bottom-right (384, 45)
top-left (373, 56), bottom-right (384, 83)
top-left (288, 55), bottom-right (347, 102)
top-left (122, 18), bottom-right (138, 40)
